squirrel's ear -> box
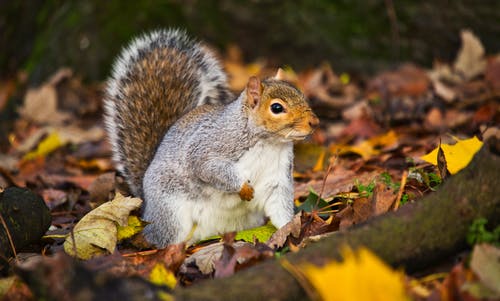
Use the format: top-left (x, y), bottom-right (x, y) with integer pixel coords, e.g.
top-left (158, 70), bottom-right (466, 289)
top-left (246, 76), bottom-right (262, 108)
top-left (274, 68), bottom-right (286, 81)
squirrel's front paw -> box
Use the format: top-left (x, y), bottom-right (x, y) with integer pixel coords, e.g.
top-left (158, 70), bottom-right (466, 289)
top-left (239, 181), bottom-right (254, 201)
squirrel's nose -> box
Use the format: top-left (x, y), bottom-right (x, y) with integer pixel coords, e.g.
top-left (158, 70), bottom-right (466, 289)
top-left (309, 114), bottom-right (319, 129)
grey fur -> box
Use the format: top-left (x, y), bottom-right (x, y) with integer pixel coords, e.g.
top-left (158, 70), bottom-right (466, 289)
top-left (104, 29), bottom-right (315, 247)
top-left (103, 29), bottom-right (232, 196)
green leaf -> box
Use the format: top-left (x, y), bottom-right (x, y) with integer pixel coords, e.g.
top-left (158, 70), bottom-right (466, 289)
top-left (234, 223), bottom-right (277, 242)
top-left (467, 218), bottom-right (500, 246)
top-left (295, 189), bottom-right (330, 218)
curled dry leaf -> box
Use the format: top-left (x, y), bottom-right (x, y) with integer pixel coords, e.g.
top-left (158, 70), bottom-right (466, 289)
top-left (64, 193), bottom-right (142, 260)
top-left (267, 212), bottom-right (302, 249)
top-left (454, 30), bottom-right (486, 81)
top-left (420, 136), bottom-right (483, 175)
top-left (183, 242), bottom-right (250, 275)
top-left (19, 69), bottom-right (73, 125)
top-left (468, 244), bottom-right (500, 298)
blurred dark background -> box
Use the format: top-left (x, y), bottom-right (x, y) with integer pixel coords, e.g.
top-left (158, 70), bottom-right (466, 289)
top-left (1, 0), bottom-right (499, 84)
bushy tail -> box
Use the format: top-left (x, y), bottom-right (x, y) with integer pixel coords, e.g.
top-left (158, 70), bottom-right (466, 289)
top-left (104, 29), bottom-right (233, 196)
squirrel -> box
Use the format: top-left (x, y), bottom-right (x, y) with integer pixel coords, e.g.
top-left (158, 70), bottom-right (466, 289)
top-left (103, 29), bottom-right (319, 248)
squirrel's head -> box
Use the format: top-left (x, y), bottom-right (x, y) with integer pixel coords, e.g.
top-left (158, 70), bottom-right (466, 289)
top-left (245, 69), bottom-right (319, 141)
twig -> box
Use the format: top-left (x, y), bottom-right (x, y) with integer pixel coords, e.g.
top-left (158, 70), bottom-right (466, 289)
top-left (0, 211), bottom-right (18, 261)
top-left (315, 154), bottom-right (338, 208)
top-left (393, 170), bottom-right (408, 211)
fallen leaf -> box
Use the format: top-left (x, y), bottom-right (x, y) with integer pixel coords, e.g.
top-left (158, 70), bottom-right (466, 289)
top-left (454, 30), bottom-right (486, 81)
top-left (339, 112), bottom-right (381, 139)
top-left (432, 79), bottom-right (456, 102)
top-left (185, 242), bottom-right (225, 274)
top-left (57, 125), bottom-right (105, 145)
top-left (19, 69), bottom-right (73, 124)
top-left (468, 244), bottom-right (500, 298)
top-left (117, 215), bottom-right (147, 241)
top-left (420, 136), bottom-right (483, 174)
top-left (149, 263), bottom-right (177, 289)
top-left (372, 183), bottom-right (397, 215)
top-left (299, 247), bottom-right (409, 301)
top-left (88, 172), bottom-right (116, 206)
top-left (267, 212), bottom-right (302, 249)
top-left (41, 188), bottom-right (68, 209)
top-left (437, 142), bottom-right (450, 180)
top-left (472, 102), bottom-right (498, 125)
top-left (23, 131), bottom-right (63, 160)
top-left (424, 107), bottom-right (444, 130)
top-left (63, 193), bottom-right (142, 260)
top-left (234, 223), bottom-right (277, 243)
top-left (485, 55), bottom-right (500, 93)
top-left (214, 242), bottom-right (270, 278)
top-left (367, 64), bottom-right (430, 98)
top-left (331, 130), bottom-right (398, 160)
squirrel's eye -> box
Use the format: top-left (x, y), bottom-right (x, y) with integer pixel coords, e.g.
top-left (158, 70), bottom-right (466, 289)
top-left (270, 103), bottom-right (285, 114)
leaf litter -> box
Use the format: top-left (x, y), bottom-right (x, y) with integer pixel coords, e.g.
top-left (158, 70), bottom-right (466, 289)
top-left (0, 29), bottom-right (499, 300)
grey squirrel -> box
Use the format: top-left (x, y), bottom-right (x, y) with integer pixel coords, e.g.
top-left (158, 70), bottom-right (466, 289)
top-left (104, 29), bottom-right (319, 247)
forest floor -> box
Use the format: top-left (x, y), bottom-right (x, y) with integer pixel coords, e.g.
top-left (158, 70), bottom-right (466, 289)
top-left (0, 30), bottom-right (499, 300)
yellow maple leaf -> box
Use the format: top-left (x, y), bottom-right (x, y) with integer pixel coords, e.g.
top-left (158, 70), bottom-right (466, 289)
top-left (23, 131), bottom-right (63, 160)
top-left (300, 247), bottom-right (409, 301)
top-left (117, 215), bottom-right (147, 241)
top-left (330, 130), bottom-right (398, 160)
top-left (149, 263), bottom-right (177, 289)
top-left (420, 136), bottom-right (483, 174)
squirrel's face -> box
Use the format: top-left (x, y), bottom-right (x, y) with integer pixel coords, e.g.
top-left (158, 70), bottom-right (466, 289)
top-left (246, 76), bottom-right (319, 141)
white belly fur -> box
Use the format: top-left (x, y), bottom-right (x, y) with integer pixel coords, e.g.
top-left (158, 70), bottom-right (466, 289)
top-left (185, 141), bottom-right (293, 242)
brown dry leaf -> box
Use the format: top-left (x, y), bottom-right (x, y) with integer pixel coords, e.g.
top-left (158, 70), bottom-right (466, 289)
top-left (424, 107), bottom-right (444, 130)
top-left (337, 183), bottom-right (396, 229)
top-left (267, 212), bottom-right (302, 249)
top-left (214, 243), bottom-right (247, 278)
top-left (485, 55), bottom-right (500, 93)
top-left (367, 64), bottom-right (430, 98)
top-left (184, 242), bottom-right (225, 274)
top-left (88, 172), bottom-right (116, 206)
top-left (19, 69), bottom-right (73, 124)
top-left (299, 212), bottom-right (339, 240)
top-left (372, 183), bottom-right (397, 215)
top-left (294, 169), bottom-right (377, 201)
top-left (472, 102), bottom-right (498, 125)
top-left (444, 109), bottom-right (472, 129)
top-left (437, 142), bottom-right (450, 180)
top-left (439, 263), bottom-right (476, 301)
top-left (339, 111), bottom-right (381, 139)
top-left (214, 241), bottom-right (273, 278)
top-left (302, 64), bottom-right (356, 115)
top-left (41, 188), bottom-right (68, 209)
top-left (351, 197), bottom-right (372, 224)
top-left (454, 30), bottom-right (486, 81)
top-left (123, 244), bottom-right (186, 278)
